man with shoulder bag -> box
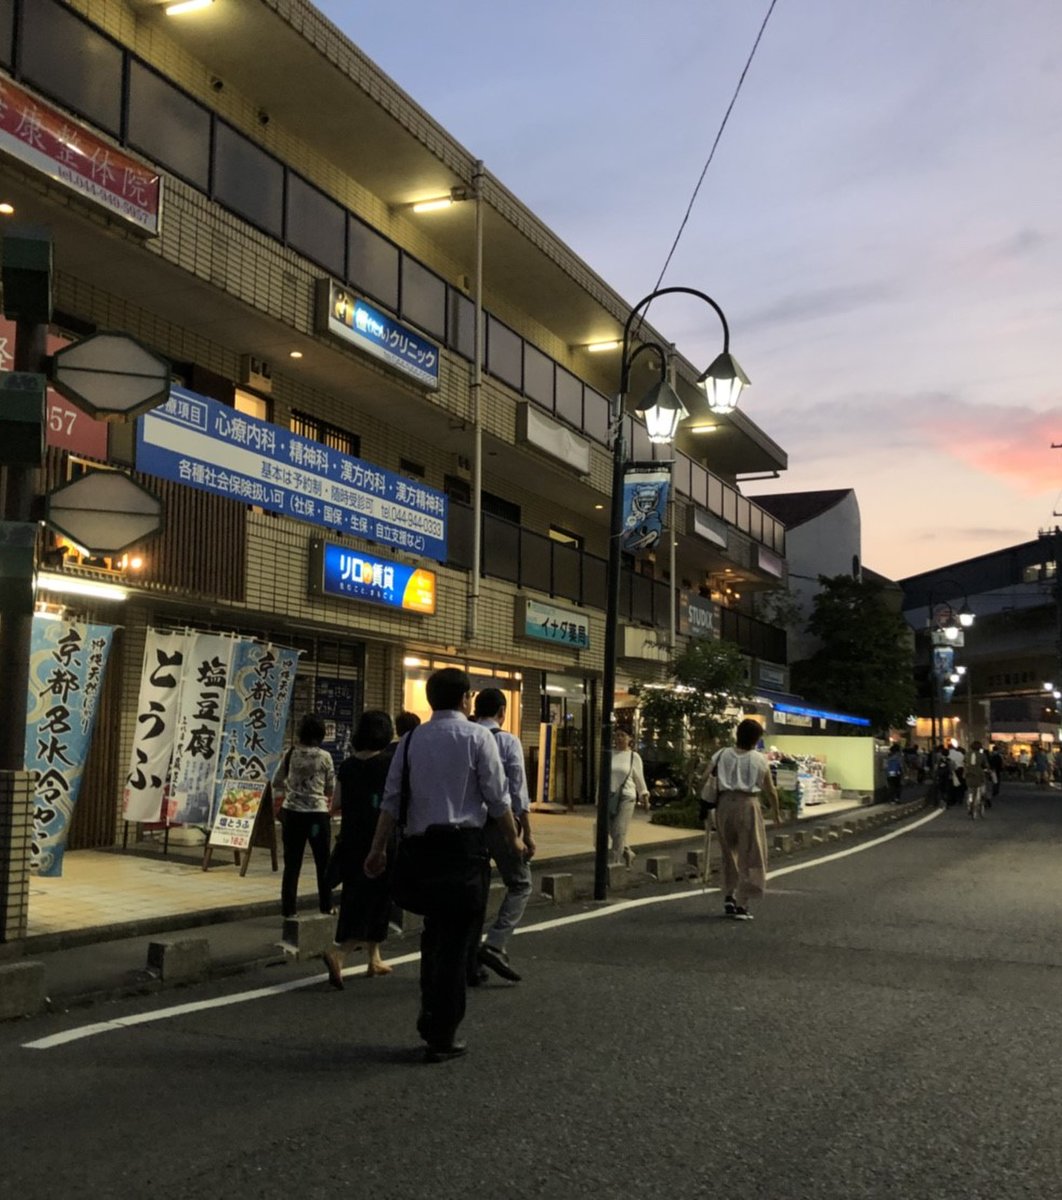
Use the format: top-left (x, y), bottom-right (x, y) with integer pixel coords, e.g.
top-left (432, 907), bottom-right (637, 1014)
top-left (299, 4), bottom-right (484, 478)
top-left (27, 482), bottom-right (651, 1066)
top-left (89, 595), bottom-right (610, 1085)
top-left (365, 668), bottom-right (523, 1063)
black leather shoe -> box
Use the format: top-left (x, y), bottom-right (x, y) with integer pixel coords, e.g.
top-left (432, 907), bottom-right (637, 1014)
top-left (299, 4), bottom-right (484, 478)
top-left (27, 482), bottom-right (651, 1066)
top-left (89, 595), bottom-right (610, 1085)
top-left (467, 966), bottom-right (490, 987)
top-left (479, 943), bottom-right (522, 983)
top-left (424, 1041), bottom-right (467, 1063)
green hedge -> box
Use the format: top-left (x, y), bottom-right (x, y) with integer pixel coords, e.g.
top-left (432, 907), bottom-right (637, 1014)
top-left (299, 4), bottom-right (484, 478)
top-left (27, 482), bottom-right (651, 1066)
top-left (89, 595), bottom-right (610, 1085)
top-left (649, 787), bottom-right (799, 830)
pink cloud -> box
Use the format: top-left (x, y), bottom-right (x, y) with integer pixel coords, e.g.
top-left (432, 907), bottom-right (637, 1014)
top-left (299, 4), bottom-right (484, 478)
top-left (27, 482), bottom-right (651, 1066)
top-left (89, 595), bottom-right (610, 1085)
top-left (916, 402), bottom-right (1061, 493)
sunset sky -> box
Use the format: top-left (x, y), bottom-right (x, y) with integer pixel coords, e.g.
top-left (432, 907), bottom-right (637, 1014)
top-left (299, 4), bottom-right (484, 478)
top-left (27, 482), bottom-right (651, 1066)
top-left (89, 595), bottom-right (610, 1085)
top-left (316, 0), bottom-right (1062, 579)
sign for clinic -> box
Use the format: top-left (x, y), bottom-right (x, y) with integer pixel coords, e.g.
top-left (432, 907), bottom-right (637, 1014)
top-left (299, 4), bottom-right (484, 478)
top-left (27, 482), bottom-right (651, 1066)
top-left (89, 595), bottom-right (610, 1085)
top-left (309, 539), bottom-right (437, 614)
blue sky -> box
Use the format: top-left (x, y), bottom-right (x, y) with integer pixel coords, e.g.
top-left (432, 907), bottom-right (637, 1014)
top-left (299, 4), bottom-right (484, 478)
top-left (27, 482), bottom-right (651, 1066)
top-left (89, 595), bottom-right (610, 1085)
top-left (316, 0), bottom-right (1062, 577)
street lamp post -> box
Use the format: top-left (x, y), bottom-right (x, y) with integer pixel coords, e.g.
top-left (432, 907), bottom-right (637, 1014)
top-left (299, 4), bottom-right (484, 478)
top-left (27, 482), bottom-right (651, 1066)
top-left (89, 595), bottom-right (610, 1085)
top-left (923, 583), bottom-right (975, 746)
top-left (593, 287), bottom-right (748, 901)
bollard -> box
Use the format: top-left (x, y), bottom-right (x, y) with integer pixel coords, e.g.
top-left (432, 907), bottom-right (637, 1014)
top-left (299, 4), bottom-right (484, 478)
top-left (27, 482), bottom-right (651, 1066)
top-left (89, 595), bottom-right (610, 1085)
top-left (773, 833), bottom-right (792, 853)
top-left (146, 937), bottom-right (210, 984)
top-left (541, 873), bottom-right (575, 904)
top-left (280, 913), bottom-right (334, 960)
top-left (0, 960), bottom-right (45, 1021)
top-left (645, 855), bottom-right (673, 881)
top-left (686, 849), bottom-right (706, 872)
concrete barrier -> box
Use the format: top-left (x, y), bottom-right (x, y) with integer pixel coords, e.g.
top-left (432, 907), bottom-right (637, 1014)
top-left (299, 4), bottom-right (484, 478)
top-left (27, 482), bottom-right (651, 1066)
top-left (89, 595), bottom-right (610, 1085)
top-left (686, 849), bottom-right (706, 872)
top-left (645, 855), bottom-right (673, 882)
top-left (0, 960), bottom-right (45, 1021)
top-left (280, 913), bottom-right (333, 960)
top-left (146, 937), bottom-right (210, 984)
top-left (541, 873), bottom-right (575, 904)
top-left (773, 834), bottom-right (792, 853)
top-left (607, 862), bottom-right (628, 889)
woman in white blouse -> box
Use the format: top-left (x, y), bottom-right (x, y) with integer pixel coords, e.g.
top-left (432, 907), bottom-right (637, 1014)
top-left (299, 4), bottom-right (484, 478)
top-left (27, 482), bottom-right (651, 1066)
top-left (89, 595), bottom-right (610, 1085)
top-left (609, 730), bottom-right (650, 866)
top-left (706, 718), bottom-right (781, 920)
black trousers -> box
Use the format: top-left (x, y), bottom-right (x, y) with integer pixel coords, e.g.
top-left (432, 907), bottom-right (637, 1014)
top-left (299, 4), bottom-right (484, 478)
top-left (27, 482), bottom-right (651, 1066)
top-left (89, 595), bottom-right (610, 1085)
top-left (415, 827), bottom-right (489, 1048)
top-left (280, 809), bottom-right (332, 918)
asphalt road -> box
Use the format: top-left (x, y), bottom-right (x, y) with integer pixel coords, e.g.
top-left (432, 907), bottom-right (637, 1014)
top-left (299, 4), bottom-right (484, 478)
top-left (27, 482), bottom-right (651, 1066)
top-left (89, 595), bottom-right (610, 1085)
top-left (3, 785), bottom-right (1061, 1200)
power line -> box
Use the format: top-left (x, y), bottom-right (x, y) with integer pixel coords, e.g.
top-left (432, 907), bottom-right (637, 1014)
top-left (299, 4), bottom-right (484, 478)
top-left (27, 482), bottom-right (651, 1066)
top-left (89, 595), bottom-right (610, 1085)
top-left (637, 0), bottom-right (781, 339)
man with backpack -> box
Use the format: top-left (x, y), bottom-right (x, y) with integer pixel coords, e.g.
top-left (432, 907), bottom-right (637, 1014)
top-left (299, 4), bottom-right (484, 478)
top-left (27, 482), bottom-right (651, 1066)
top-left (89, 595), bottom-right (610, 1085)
top-left (468, 688), bottom-right (535, 985)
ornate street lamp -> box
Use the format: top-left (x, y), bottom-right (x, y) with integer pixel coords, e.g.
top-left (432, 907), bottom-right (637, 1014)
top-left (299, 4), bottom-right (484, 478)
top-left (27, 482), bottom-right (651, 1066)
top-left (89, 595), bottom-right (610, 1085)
top-left (594, 286), bottom-right (748, 900)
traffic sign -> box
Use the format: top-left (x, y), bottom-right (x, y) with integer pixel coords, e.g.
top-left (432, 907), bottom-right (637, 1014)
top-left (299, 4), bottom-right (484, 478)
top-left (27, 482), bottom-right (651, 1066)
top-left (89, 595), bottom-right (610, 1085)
top-left (50, 332), bottom-right (170, 421)
top-left (46, 471), bottom-right (162, 554)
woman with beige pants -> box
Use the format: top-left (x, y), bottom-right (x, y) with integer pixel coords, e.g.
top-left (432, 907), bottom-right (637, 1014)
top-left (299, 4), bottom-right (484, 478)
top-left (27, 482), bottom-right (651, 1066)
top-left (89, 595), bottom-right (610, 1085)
top-left (707, 718), bottom-right (781, 921)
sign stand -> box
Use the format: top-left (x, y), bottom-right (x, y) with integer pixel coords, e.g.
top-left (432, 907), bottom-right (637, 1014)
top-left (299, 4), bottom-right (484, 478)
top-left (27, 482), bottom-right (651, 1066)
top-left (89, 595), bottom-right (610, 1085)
top-left (201, 783), bottom-right (278, 876)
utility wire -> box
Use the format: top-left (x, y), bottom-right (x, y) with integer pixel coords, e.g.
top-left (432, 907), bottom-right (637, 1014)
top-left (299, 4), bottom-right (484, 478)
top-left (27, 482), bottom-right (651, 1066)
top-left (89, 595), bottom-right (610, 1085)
top-left (635, 0), bottom-right (781, 341)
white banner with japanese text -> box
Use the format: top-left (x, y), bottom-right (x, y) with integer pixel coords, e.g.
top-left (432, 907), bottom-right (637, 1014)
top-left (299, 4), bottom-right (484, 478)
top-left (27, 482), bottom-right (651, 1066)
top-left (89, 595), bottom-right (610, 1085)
top-left (122, 630), bottom-right (189, 823)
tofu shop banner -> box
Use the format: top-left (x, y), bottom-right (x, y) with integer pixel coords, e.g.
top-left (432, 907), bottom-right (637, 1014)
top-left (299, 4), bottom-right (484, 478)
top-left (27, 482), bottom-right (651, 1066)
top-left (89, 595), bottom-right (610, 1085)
top-left (122, 631), bottom-right (300, 854)
top-left (136, 386), bottom-right (448, 561)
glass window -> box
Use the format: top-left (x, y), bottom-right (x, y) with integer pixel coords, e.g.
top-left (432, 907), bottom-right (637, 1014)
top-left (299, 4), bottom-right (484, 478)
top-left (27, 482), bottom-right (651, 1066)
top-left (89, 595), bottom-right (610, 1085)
top-left (584, 388), bottom-right (610, 445)
top-left (707, 472), bottom-right (723, 514)
top-left (448, 291), bottom-right (475, 360)
top-left (723, 485), bottom-right (737, 526)
top-left (400, 255), bottom-right (447, 340)
top-left (524, 344), bottom-right (554, 411)
top-left (286, 173), bottom-right (345, 278)
top-left (234, 388), bottom-right (268, 420)
top-left (555, 366), bottom-right (584, 428)
top-left (486, 316), bottom-right (522, 390)
top-left (213, 122), bottom-right (283, 237)
top-left (674, 453), bottom-right (692, 496)
top-left (0, 0), bottom-right (14, 68)
top-left (127, 60), bottom-right (210, 190)
top-left (21, 0), bottom-right (122, 135)
top-left (690, 463), bottom-right (708, 508)
top-left (348, 218), bottom-right (399, 310)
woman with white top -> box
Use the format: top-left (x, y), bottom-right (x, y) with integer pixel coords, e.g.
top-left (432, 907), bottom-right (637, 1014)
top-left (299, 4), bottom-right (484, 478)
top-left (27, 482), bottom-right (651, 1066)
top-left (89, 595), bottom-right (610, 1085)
top-left (272, 712), bottom-right (336, 919)
top-left (608, 730), bottom-right (650, 867)
top-left (706, 718), bottom-right (781, 920)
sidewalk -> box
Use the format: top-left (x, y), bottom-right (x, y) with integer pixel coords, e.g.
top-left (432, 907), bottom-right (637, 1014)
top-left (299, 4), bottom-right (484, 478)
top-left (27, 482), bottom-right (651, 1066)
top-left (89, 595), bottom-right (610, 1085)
top-left (0, 793), bottom-right (933, 1017)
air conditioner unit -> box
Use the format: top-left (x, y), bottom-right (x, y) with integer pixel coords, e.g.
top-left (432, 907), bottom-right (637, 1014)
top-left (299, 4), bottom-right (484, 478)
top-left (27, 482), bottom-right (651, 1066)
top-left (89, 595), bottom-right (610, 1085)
top-left (239, 354), bottom-right (273, 394)
top-left (453, 454), bottom-right (472, 479)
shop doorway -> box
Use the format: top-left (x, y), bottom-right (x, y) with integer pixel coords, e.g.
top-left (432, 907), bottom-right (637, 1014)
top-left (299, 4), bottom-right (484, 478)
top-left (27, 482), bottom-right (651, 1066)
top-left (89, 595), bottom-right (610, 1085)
top-left (402, 656), bottom-right (522, 735)
top-left (543, 675), bottom-right (591, 806)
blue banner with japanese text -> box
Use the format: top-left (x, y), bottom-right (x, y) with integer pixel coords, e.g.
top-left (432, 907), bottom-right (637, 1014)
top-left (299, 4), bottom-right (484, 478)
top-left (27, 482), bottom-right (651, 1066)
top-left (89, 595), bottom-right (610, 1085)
top-left (137, 386), bottom-right (448, 561)
top-left (25, 616), bottom-right (115, 876)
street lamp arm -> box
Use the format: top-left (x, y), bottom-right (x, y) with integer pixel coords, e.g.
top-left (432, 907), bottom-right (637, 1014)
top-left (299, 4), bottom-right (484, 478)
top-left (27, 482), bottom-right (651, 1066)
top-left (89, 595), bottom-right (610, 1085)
top-left (620, 286), bottom-right (732, 394)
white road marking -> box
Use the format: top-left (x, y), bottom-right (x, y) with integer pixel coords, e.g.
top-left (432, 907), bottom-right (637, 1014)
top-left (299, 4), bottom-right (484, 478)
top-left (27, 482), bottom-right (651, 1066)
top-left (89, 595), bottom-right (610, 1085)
top-left (22, 807), bottom-right (941, 1050)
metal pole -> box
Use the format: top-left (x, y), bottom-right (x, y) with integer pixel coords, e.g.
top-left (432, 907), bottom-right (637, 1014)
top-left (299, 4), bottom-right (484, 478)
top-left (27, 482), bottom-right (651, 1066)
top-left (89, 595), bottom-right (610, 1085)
top-left (667, 347), bottom-right (677, 652)
top-left (465, 159), bottom-right (484, 643)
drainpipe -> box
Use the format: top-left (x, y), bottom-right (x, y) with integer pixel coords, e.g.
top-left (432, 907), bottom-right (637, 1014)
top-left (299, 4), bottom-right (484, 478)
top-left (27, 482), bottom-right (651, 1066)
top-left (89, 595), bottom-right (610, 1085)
top-left (465, 159), bottom-right (484, 644)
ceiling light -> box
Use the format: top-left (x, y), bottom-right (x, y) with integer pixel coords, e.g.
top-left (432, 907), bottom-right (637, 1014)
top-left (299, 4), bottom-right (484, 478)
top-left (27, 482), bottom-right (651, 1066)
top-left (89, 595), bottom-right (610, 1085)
top-left (583, 340), bottom-right (622, 353)
top-left (289, 350), bottom-right (303, 359)
top-left (0, 202), bottom-right (14, 216)
top-left (165, 0), bottom-right (215, 14)
top-left (687, 423), bottom-right (719, 434)
top-left (37, 572), bottom-right (128, 602)
top-left (410, 186), bottom-right (470, 214)
top-left (594, 504), bottom-right (604, 510)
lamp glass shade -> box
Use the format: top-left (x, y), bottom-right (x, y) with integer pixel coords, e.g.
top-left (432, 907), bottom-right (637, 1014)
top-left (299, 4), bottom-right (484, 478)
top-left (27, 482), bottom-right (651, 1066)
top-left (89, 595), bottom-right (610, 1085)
top-left (958, 606), bottom-right (974, 628)
top-left (943, 626), bottom-right (959, 641)
top-left (697, 351), bottom-right (749, 415)
top-left (636, 379), bottom-right (688, 445)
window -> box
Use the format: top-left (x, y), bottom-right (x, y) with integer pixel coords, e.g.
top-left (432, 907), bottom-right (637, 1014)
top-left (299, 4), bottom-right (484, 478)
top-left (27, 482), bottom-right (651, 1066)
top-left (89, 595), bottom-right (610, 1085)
top-left (486, 316), bottom-right (522, 390)
top-left (127, 61), bottom-right (210, 190)
top-left (235, 389), bottom-right (269, 421)
top-left (286, 173), bottom-right (346, 277)
top-left (290, 410), bottom-right (359, 457)
top-left (399, 457), bottom-right (425, 479)
top-left (483, 491), bottom-right (520, 525)
top-left (448, 291), bottom-right (475, 360)
top-left (348, 218), bottom-right (399, 311)
top-left (20, 0), bottom-right (122, 135)
top-left (213, 122), bottom-right (284, 238)
top-left (444, 474), bottom-right (471, 504)
top-left (524, 345), bottom-right (555, 411)
top-left (1023, 561), bottom-right (1056, 582)
top-left (400, 256), bottom-right (447, 340)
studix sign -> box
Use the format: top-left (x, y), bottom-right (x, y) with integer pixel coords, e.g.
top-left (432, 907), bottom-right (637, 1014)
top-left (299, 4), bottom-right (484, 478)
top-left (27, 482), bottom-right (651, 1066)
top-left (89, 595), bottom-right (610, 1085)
top-left (678, 591), bottom-right (719, 639)
top-left (0, 74), bottom-right (161, 236)
top-left (316, 281), bottom-right (440, 391)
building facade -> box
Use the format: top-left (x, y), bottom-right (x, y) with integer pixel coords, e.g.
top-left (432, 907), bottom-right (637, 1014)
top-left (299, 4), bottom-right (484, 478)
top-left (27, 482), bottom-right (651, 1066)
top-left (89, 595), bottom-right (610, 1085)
top-left (0, 0), bottom-right (791, 940)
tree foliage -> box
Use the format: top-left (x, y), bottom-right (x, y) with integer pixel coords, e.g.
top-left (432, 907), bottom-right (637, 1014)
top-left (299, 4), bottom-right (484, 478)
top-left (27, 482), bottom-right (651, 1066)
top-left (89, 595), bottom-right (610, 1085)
top-left (789, 574), bottom-right (915, 736)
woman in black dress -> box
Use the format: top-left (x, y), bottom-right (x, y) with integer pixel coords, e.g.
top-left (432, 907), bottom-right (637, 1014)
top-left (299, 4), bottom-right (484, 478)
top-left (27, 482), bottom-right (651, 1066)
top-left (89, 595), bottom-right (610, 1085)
top-left (323, 710), bottom-right (396, 988)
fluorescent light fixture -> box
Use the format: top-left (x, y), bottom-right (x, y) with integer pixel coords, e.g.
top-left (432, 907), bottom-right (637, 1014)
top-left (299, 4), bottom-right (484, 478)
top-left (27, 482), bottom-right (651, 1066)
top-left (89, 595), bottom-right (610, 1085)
top-left (165, 0), bottom-right (214, 15)
top-left (584, 340), bottom-right (622, 353)
top-left (410, 186), bottom-right (470, 214)
top-left (0, 202), bottom-right (14, 216)
top-left (403, 655), bottom-right (427, 668)
top-left (37, 572), bottom-right (128, 602)
top-left (33, 607), bottom-right (63, 622)
top-left (687, 423), bottom-right (719, 434)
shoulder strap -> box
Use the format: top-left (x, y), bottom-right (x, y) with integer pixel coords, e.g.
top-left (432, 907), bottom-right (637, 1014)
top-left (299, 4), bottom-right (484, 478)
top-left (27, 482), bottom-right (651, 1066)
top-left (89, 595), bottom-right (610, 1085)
top-left (398, 728), bottom-right (415, 832)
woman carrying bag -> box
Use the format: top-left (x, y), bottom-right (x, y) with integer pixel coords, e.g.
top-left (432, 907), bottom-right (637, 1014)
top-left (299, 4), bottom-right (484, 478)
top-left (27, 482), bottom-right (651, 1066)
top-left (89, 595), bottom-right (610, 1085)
top-left (703, 718), bottom-right (781, 921)
top-left (608, 730), bottom-right (649, 867)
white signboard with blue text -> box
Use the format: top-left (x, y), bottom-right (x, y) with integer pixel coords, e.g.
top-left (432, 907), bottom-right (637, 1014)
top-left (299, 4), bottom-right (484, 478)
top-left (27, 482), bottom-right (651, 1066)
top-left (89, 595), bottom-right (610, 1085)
top-left (137, 386), bottom-right (448, 561)
top-left (317, 280), bottom-right (440, 390)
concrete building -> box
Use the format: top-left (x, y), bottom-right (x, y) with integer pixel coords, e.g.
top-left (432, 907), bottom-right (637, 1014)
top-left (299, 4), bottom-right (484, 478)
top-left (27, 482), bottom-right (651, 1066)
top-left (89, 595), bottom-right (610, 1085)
top-left (0, 0), bottom-right (791, 941)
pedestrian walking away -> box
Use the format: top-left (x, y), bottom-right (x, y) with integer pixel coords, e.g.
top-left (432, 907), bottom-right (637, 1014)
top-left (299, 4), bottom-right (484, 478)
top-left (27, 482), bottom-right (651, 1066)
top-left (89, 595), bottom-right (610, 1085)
top-left (709, 718), bottom-right (781, 921)
top-left (273, 713), bottom-right (336, 919)
top-left (608, 730), bottom-right (649, 867)
top-left (885, 743), bottom-right (903, 803)
top-left (987, 743), bottom-right (1004, 806)
top-left (364, 668), bottom-right (524, 1063)
top-left (965, 740), bottom-right (987, 819)
top-left (322, 710), bottom-right (397, 989)
top-left (468, 688), bottom-right (535, 987)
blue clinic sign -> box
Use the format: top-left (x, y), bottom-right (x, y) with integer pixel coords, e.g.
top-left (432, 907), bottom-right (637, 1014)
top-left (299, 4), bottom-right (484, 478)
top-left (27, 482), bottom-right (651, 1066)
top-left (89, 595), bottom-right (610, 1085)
top-left (137, 387), bottom-right (448, 561)
top-left (310, 540), bottom-right (437, 614)
top-left (517, 596), bottom-right (590, 651)
top-left (317, 280), bottom-right (440, 390)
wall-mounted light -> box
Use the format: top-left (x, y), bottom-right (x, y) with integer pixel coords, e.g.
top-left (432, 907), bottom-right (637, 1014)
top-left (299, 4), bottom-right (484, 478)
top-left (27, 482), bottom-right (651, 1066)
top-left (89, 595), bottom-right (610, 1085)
top-left (687, 423), bottom-right (719, 434)
top-left (410, 186), bottom-right (470, 214)
top-left (165, 0), bottom-right (215, 15)
top-left (580, 340), bottom-right (622, 354)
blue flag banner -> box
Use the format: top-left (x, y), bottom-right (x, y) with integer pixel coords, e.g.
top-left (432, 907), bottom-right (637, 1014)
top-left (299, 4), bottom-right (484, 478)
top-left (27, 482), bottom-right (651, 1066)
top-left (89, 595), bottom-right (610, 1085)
top-left (932, 646), bottom-right (954, 678)
top-left (137, 386), bottom-right (448, 561)
top-left (25, 616), bottom-right (115, 876)
top-left (208, 643), bottom-right (300, 850)
top-left (620, 464), bottom-right (670, 558)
